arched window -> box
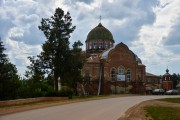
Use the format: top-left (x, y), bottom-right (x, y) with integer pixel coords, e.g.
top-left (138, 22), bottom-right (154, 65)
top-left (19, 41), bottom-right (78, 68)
top-left (118, 66), bottom-right (124, 75)
top-left (110, 67), bottom-right (116, 81)
top-left (99, 40), bottom-right (103, 49)
top-left (93, 41), bottom-right (97, 49)
top-left (110, 42), bottom-right (113, 47)
top-left (85, 69), bottom-right (90, 83)
top-left (127, 69), bottom-right (131, 81)
top-left (86, 42), bottom-right (88, 49)
top-left (89, 42), bottom-right (92, 49)
top-left (105, 41), bottom-right (108, 49)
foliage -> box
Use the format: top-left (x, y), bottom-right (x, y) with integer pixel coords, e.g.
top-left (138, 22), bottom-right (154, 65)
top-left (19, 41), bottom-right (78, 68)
top-left (0, 8), bottom-right (85, 100)
top-left (0, 39), bottom-right (21, 100)
top-left (38, 7), bottom-right (76, 91)
top-left (25, 56), bottom-right (44, 80)
top-left (145, 106), bottom-right (180, 120)
top-left (37, 7), bottom-right (85, 93)
top-left (66, 40), bottom-right (85, 95)
top-left (171, 73), bottom-right (180, 88)
top-left (0, 39), bottom-right (8, 63)
top-left (59, 86), bottom-right (74, 99)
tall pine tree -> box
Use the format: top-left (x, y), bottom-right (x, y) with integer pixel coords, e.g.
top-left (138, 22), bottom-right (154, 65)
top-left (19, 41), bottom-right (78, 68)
top-left (0, 38), bottom-right (20, 100)
top-left (38, 8), bottom-right (76, 91)
top-left (0, 38), bottom-right (8, 64)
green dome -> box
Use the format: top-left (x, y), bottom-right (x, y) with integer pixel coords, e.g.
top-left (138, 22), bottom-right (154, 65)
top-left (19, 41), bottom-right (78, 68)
top-left (86, 23), bottom-right (114, 42)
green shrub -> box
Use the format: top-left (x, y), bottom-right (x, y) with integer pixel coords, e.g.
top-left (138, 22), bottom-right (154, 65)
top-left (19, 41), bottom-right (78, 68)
top-left (59, 86), bottom-right (74, 99)
top-left (45, 86), bottom-right (59, 97)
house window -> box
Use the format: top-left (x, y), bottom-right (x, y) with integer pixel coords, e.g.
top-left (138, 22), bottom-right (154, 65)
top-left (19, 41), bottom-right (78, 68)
top-left (118, 66), bottom-right (124, 75)
top-left (111, 68), bottom-right (116, 81)
top-left (127, 69), bottom-right (131, 82)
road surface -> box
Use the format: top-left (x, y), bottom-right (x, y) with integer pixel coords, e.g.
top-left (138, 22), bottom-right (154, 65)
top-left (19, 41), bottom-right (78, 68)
top-left (1, 95), bottom-right (180, 120)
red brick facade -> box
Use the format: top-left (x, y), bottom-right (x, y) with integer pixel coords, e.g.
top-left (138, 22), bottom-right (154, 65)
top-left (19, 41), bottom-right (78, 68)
top-left (80, 22), bottom-right (164, 95)
top-left (80, 23), bottom-right (173, 95)
top-left (145, 72), bottom-right (161, 94)
top-left (81, 42), bottom-right (146, 95)
top-left (162, 69), bottom-right (173, 91)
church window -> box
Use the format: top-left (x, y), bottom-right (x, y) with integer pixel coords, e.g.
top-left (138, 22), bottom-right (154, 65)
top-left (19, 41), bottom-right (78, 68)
top-left (99, 41), bottom-right (103, 49)
top-left (126, 69), bottom-right (131, 81)
top-left (138, 74), bottom-right (141, 80)
top-left (89, 42), bottom-right (92, 49)
top-left (111, 67), bottom-right (116, 81)
top-left (105, 41), bottom-right (108, 49)
top-left (85, 69), bottom-right (90, 83)
top-left (118, 66), bottom-right (124, 75)
top-left (93, 41), bottom-right (97, 49)
top-left (110, 42), bottom-right (113, 47)
top-left (86, 42), bottom-right (88, 49)
top-left (146, 78), bottom-right (151, 83)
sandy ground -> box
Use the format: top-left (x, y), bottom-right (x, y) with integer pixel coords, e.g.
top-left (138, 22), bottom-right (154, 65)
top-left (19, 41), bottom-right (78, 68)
top-left (119, 100), bottom-right (180, 120)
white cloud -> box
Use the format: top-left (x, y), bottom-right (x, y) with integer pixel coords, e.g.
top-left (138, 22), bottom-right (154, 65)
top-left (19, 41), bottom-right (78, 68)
top-left (132, 0), bottom-right (180, 74)
top-left (6, 38), bottom-right (42, 75)
top-left (0, 0), bottom-right (55, 75)
top-left (0, 0), bottom-right (180, 76)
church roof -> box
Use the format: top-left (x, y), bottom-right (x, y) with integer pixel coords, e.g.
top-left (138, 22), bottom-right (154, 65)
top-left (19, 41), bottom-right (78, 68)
top-left (146, 72), bottom-right (159, 77)
top-left (176, 82), bottom-right (180, 88)
top-left (101, 46), bottom-right (115, 59)
top-left (86, 23), bottom-right (114, 42)
top-left (86, 54), bottom-right (102, 63)
top-left (163, 68), bottom-right (171, 76)
top-left (101, 42), bottom-right (143, 64)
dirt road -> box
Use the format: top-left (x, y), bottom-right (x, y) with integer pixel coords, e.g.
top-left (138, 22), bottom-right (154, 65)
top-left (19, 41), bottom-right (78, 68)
top-left (1, 95), bottom-right (180, 120)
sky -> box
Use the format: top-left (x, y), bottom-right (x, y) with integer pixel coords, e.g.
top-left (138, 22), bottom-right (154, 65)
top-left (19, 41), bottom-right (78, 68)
top-left (0, 0), bottom-right (180, 76)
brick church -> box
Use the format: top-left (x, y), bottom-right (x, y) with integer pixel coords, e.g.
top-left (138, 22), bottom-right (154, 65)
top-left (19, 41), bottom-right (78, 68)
top-left (80, 22), bottom-right (173, 95)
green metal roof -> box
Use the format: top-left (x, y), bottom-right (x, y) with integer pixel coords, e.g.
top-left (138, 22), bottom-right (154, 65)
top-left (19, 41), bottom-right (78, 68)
top-left (86, 23), bottom-right (114, 42)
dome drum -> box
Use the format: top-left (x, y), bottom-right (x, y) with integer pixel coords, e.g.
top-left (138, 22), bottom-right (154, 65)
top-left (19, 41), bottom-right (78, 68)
top-left (86, 23), bottom-right (114, 54)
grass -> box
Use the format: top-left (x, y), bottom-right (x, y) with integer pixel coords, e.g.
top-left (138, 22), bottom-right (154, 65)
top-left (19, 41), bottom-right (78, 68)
top-left (0, 100), bottom-right (57, 108)
top-left (0, 94), bottom-right (133, 108)
top-left (156, 98), bottom-right (180, 103)
top-left (145, 98), bottom-right (180, 120)
top-left (145, 106), bottom-right (180, 120)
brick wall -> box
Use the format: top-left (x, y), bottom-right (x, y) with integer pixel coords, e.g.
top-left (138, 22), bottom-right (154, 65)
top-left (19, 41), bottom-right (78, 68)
top-left (81, 42), bottom-right (146, 94)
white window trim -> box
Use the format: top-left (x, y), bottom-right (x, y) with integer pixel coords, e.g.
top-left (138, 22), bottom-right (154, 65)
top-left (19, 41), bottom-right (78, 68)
top-left (126, 69), bottom-right (131, 81)
top-left (118, 66), bottom-right (125, 75)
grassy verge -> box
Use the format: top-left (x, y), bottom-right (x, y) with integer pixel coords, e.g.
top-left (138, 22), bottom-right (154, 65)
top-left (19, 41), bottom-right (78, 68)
top-left (0, 100), bottom-right (59, 108)
top-left (0, 94), bottom-right (132, 108)
top-left (156, 98), bottom-right (180, 103)
top-left (145, 98), bottom-right (180, 120)
top-left (145, 106), bottom-right (180, 120)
